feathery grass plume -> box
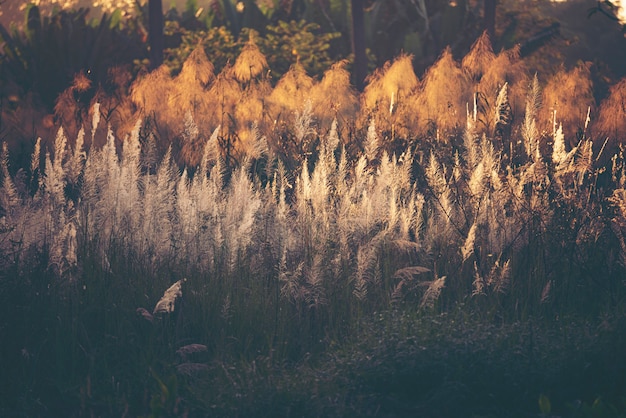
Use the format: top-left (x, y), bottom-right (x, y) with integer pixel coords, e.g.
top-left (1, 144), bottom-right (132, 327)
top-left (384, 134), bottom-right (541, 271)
top-left (305, 254), bottom-right (327, 308)
top-left (541, 63), bottom-right (595, 142)
top-left (0, 142), bottom-right (18, 214)
top-left (179, 111), bottom-right (205, 167)
top-left (136, 307), bottom-right (154, 322)
top-left (233, 78), bottom-right (271, 149)
top-left (223, 167), bottom-right (261, 273)
top-left (551, 122), bottom-right (578, 173)
top-left (391, 265), bottom-right (431, 302)
top-left (118, 120), bottom-right (142, 230)
top-left (220, 294), bottom-right (232, 321)
top-left (522, 74), bottom-right (542, 159)
top-left (468, 160), bottom-right (486, 198)
top-left (169, 47), bottom-right (215, 138)
top-left (175, 168), bottom-right (195, 255)
top-left (91, 102), bottom-right (101, 143)
top-left (481, 136), bottom-right (502, 190)
top-left (29, 137), bottom-right (42, 191)
top-left (393, 265), bottom-right (431, 281)
top-left (488, 257), bottom-right (511, 294)
top-left (416, 47), bottom-right (468, 136)
top-left (53, 126), bottom-right (68, 171)
top-left (573, 139), bottom-right (594, 186)
top-left (540, 279), bottom-right (552, 304)
top-left (594, 78), bottom-right (626, 140)
top-left (419, 275), bottom-right (446, 310)
top-left (472, 261), bottom-right (485, 296)
top-left (552, 122), bottom-right (566, 165)
top-left (425, 152), bottom-right (447, 195)
top-left (479, 46), bottom-right (527, 117)
top-left (268, 63), bottom-right (315, 121)
top-left (463, 123), bottom-right (481, 169)
top-left (130, 64), bottom-right (173, 116)
top-left (293, 100), bottom-right (316, 145)
top-left (141, 147), bottom-right (176, 262)
top-left (461, 222), bottom-right (478, 262)
top-left (353, 245), bottom-right (371, 301)
top-left (325, 119), bottom-right (341, 153)
top-left (238, 122), bottom-right (269, 161)
top-left (233, 34), bottom-right (268, 84)
top-left (207, 66), bottom-right (243, 132)
top-left (61, 220), bottom-right (78, 273)
top-left (361, 54), bottom-right (418, 137)
top-left (363, 54), bottom-right (418, 113)
top-left (31, 137), bottom-right (41, 175)
top-left (309, 137), bottom-right (334, 233)
top-left (493, 82), bottom-right (511, 138)
top-left (153, 279), bottom-right (184, 315)
top-left (280, 258), bottom-right (306, 303)
top-left (43, 127), bottom-right (68, 205)
top-left (178, 45), bottom-right (215, 88)
top-left (310, 60), bottom-right (359, 131)
top-left (197, 127), bottom-right (220, 181)
top-left (176, 344), bottom-right (208, 360)
top-left (66, 127), bottom-right (86, 187)
top-left (462, 31), bottom-right (496, 83)
top-left (364, 120), bottom-right (379, 164)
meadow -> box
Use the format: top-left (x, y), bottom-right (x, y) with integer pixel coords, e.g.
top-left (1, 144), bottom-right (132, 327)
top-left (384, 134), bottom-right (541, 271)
top-left (1, 32), bottom-right (626, 416)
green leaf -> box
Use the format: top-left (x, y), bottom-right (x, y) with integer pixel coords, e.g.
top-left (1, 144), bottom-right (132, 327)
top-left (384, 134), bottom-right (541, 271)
top-left (539, 394), bottom-right (552, 415)
top-left (109, 9), bottom-right (123, 30)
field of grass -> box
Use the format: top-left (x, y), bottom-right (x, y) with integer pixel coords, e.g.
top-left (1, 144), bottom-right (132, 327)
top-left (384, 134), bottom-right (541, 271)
top-left (1, 32), bottom-right (626, 416)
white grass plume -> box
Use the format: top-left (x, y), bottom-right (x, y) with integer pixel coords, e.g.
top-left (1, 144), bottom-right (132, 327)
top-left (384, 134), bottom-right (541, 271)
top-left (461, 222), bottom-right (478, 262)
top-left (0, 142), bottom-right (18, 213)
top-left (153, 279), bottom-right (184, 315)
top-left (364, 120), bottom-right (379, 164)
top-left (419, 275), bottom-right (446, 310)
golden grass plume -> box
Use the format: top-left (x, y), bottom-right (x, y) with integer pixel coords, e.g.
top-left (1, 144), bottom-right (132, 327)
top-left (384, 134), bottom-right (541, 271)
top-left (233, 35), bottom-right (268, 83)
top-left (267, 63), bottom-right (315, 121)
top-left (541, 63), bottom-right (595, 142)
top-left (594, 77), bottom-right (626, 141)
top-left (310, 60), bottom-right (359, 131)
top-left (415, 47), bottom-right (468, 136)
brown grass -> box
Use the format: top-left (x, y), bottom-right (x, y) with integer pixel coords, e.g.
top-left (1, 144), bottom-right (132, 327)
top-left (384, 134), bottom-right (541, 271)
top-left (462, 31), bottom-right (496, 84)
top-left (361, 54), bottom-right (419, 139)
top-left (594, 77), bottom-right (626, 141)
top-left (233, 35), bottom-right (268, 84)
top-left (415, 47), bottom-right (468, 136)
top-left (541, 63), bottom-right (595, 145)
top-left (267, 62), bottom-right (315, 124)
top-left (310, 60), bottom-right (359, 135)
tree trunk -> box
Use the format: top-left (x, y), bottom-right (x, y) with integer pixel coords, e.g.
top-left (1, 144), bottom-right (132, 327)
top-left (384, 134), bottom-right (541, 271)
top-left (484, 0), bottom-right (496, 40)
top-left (351, 0), bottom-right (367, 91)
top-left (149, 0), bottom-right (164, 69)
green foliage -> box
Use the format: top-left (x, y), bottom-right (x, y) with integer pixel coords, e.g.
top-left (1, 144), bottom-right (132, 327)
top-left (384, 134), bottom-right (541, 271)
top-left (162, 19), bottom-right (340, 80)
top-left (539, 393), bottom-right (552, 415)
top-left (258, 20), bottom-right (340, 79)
top-left (163, 21), bottom-right (240, 74)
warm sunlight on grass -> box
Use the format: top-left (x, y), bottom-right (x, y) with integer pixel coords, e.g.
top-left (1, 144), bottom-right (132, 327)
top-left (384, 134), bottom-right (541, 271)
top-left (1, 4), bottom-right (626, 416)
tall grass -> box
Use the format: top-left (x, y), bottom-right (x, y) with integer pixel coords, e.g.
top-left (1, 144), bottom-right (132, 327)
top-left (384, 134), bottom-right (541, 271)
top-left (1, 31), bottom-right (626, 416)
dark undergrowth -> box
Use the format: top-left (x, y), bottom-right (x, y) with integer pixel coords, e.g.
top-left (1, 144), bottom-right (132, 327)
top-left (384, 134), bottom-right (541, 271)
top-left (1, 255), bottom-right (625, 417)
